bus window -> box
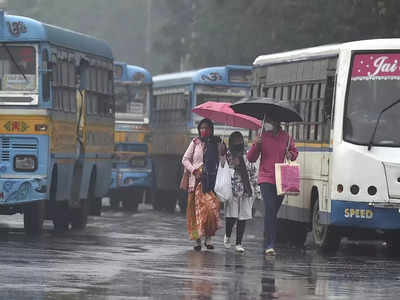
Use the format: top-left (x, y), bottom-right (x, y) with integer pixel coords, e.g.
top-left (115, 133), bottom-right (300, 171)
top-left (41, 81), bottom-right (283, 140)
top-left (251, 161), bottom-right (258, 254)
top-left (0, 46), bottom-right (37, 91)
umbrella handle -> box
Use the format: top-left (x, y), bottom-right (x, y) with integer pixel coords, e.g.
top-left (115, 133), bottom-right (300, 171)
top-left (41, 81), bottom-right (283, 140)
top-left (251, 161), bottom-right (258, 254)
top-left (259, 114), bottom-right (266, 136)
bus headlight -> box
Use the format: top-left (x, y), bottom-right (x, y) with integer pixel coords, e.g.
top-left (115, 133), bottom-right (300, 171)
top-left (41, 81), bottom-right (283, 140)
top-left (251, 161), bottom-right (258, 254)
top-left (14, 155), bottom-right (37, 172)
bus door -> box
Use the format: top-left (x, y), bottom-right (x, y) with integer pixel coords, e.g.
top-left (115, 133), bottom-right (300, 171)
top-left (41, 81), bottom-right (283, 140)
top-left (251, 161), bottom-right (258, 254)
top-left (321, 73), bottom-right (336, 178)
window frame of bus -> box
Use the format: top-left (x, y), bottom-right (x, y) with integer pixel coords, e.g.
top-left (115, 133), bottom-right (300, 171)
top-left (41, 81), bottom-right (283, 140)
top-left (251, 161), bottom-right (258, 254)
top-left (42, 48), bottom-right (52, 100)
top-left (257, 59), bottom-right (336, 143)
top-left (153, 88), bottom-right (189, 125)
top-left (52, 50), bottom-right (113, 117)
top-left (0, 44), bottom-right (39, 105)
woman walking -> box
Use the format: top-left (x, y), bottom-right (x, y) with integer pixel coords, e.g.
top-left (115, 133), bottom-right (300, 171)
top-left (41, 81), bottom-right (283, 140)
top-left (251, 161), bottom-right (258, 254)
top-left (247, 119), bottom-right (298, 256)
top-left (182, 118), bottom-right (223, 251)
top-left (223, 131), bottom-right (258, 253)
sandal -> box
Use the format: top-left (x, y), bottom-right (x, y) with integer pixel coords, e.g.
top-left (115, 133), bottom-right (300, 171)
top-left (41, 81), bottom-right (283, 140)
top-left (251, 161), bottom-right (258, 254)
top-left (204, 242), bottom-right (214, 250)
top-left (194, 239), bottom-right (201, 251)
top-left (194, 245), bottom-right (202, 251)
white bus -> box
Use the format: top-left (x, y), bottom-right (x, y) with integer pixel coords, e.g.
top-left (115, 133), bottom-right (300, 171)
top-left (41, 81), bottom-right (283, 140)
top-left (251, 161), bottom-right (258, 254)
top-left (253, 39), bottom-right (400, 251)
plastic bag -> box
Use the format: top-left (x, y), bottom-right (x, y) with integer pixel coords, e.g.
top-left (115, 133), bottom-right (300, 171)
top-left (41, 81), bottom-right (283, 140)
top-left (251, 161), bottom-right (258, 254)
top-left (275, 161), bottom-right (300, 196)
top-left (214, 162), bottom-right (233, 202)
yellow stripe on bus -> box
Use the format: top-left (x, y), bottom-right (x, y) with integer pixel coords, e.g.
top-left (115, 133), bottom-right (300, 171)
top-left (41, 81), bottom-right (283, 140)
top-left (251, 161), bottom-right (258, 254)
top-left (0, 115), bottom-right (50, 135)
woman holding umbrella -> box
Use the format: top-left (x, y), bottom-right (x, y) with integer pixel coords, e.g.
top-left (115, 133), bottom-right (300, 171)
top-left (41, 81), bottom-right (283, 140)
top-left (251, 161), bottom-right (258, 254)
top-left (247, 118), bottom-right (298, 256)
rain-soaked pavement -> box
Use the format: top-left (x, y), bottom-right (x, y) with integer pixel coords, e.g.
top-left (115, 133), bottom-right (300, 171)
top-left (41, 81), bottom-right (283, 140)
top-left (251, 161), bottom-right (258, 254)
top-left (0, 202), bottom-right (400, 299)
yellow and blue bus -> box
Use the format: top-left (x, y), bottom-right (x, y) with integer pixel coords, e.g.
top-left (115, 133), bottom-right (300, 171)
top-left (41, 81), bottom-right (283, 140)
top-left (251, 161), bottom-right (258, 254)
top-left (0, 11), bottom-right (114, 234)
top-left (152, 65), bottom-right (252, 212)
top-left (109, 62), bottom-right (154, 211)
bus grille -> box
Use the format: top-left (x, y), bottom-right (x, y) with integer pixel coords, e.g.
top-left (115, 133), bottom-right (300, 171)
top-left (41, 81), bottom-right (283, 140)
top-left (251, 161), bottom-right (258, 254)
top-left (0, 137), bottom-right (38, 161)
top-left (11, 143), bottom-right (37, 149)
top-left (1, 137), bottom-right (10, 161)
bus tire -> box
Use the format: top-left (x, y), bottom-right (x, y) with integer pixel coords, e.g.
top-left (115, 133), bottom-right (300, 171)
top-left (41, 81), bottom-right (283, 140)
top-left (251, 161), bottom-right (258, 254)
top-left (312, 201), bottom-right (341, 252)
top-left (71, 198), bottom-right (89, 230)
top-left (53, 201), bottom-right (70, 233)
top-left (122, 199), bottom-right (138, 213)
top-left (24, 200), bottom-right (45, 235)
top-left (165, 191), bottom-right (177, 213)
top-left (71, 170), bottom-right (95, 229)
top-left (90, 197), bottom-right (102, 216)
top-left (110, 196), bottom-right (120, 209)
top-left (153, 190), bottom-right (163, 211)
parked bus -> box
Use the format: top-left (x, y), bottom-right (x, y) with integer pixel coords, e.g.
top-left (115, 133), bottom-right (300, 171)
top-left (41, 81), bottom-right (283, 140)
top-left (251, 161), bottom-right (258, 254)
top-left (152, 65), bottom-right (252, 212)
top-left (0, 11), bottom-right (114, 234)
top-left (109, 62), bottom-right (154, 211)
top-left (252, 39), bottom-right (400, 251)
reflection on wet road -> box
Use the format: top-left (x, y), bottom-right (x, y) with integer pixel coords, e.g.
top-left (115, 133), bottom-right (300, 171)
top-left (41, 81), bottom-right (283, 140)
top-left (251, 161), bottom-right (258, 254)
top-left (0, 206), bottom-right (399, 299)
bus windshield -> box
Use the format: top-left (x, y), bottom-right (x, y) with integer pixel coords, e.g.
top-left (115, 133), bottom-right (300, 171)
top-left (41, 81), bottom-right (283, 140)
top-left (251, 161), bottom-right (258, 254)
top-left (0, 46), bottom-right (36, 91)
top-left (114, 82), bottom-right (148, 121)
top-left (344, 52), bottom-right (400, 147)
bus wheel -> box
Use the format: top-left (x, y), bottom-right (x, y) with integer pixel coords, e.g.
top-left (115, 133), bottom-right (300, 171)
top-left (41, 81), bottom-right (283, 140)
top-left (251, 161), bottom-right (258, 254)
top-left (71, 197), bottom-right (89, 230)
top-left (71, 171), bottom-right (95, 229)
top-left (122, 199), bottom-right (138, 213)
top-left (90, 197), bottom-right (102, 216)
top-left (165, 191), bottom-right (177, 213)
top-left (153, 190), bottom-right (163, 211)
top-left (312, 201), bottom-right (341, 252)
top-left (110, 196), bottom-right (120, 209)
top-left (24, 200), bottom-right (45, 235)
top-left (53, 201), bottom-right (69, 233)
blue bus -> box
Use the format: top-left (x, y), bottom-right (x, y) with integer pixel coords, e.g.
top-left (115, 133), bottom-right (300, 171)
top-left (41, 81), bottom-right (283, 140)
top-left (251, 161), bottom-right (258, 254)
top-left (109, 62), bottom-right (154, 211)
top-left (0, 11), bottom-right (114, 234)
top-left (151, 65), bottom-right (252, 212)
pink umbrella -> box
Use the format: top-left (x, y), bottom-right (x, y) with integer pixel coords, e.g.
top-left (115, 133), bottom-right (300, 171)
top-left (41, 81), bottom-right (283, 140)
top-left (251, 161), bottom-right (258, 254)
top-left (192, 101), bottom-right (262, 130)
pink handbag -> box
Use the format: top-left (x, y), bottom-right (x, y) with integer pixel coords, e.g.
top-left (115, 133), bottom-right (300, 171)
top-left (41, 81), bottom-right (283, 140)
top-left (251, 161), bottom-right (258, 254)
top-left (275, 137), bottom-right (300, 196)
top-left (275, 162), bottom-right (300, 195)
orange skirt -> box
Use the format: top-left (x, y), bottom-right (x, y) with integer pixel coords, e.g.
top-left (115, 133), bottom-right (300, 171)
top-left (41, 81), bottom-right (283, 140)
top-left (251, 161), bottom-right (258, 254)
top-left (187, 182), bottom-right (220, 240)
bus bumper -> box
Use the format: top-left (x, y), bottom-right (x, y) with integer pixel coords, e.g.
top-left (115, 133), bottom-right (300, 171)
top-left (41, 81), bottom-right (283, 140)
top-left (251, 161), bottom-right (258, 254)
top-left (0, 177), bottom-right (47, 205)
top-left (326, 199), bottom-right (400, 230)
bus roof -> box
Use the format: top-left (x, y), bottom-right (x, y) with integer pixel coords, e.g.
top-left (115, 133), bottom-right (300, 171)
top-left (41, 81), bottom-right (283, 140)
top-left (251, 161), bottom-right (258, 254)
top-left (253, 44), bottom-right (340, 67)
top-left (254, 39), bottom-right (400, 67)
top-left (153, 65), bottom-right (252, 88)
top-left (0, 11), bottom-right (113, 59)
top-left (114, 61), bottom-right (152, 84)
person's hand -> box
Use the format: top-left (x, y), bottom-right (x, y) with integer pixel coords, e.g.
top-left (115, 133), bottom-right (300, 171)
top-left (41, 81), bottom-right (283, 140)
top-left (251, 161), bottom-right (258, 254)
top-left (193, 168), bottom-right (201, 179)
top-left (254, 136), bottom-right (262, 145)
top-left (286, 152), bottom-right (292, 161)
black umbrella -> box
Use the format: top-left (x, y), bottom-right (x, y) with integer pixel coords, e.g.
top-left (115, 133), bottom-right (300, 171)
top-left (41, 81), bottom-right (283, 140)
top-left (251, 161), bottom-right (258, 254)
top-left (230, 97), bottom-right (302, 122)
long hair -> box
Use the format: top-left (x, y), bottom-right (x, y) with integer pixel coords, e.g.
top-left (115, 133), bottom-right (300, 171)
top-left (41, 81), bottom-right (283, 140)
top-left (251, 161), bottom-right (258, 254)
top-left (228, 131), bottom-right (252, 196)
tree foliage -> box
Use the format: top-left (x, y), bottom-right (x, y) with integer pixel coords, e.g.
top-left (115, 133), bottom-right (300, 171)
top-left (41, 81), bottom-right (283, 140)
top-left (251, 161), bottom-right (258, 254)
top-left (156, 0), bottom-right (400, 72)
top-left (6, 0), bottom-right (400, 74)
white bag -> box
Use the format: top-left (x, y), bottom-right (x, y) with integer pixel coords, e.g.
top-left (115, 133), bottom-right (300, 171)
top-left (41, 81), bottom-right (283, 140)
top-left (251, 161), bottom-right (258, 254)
top-left (214, 162), bottom-right (233, 202)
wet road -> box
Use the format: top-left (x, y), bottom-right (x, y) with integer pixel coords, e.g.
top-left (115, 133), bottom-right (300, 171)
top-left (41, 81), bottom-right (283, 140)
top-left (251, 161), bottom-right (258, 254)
top-left (0, 204), bottom-right (400, 299)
